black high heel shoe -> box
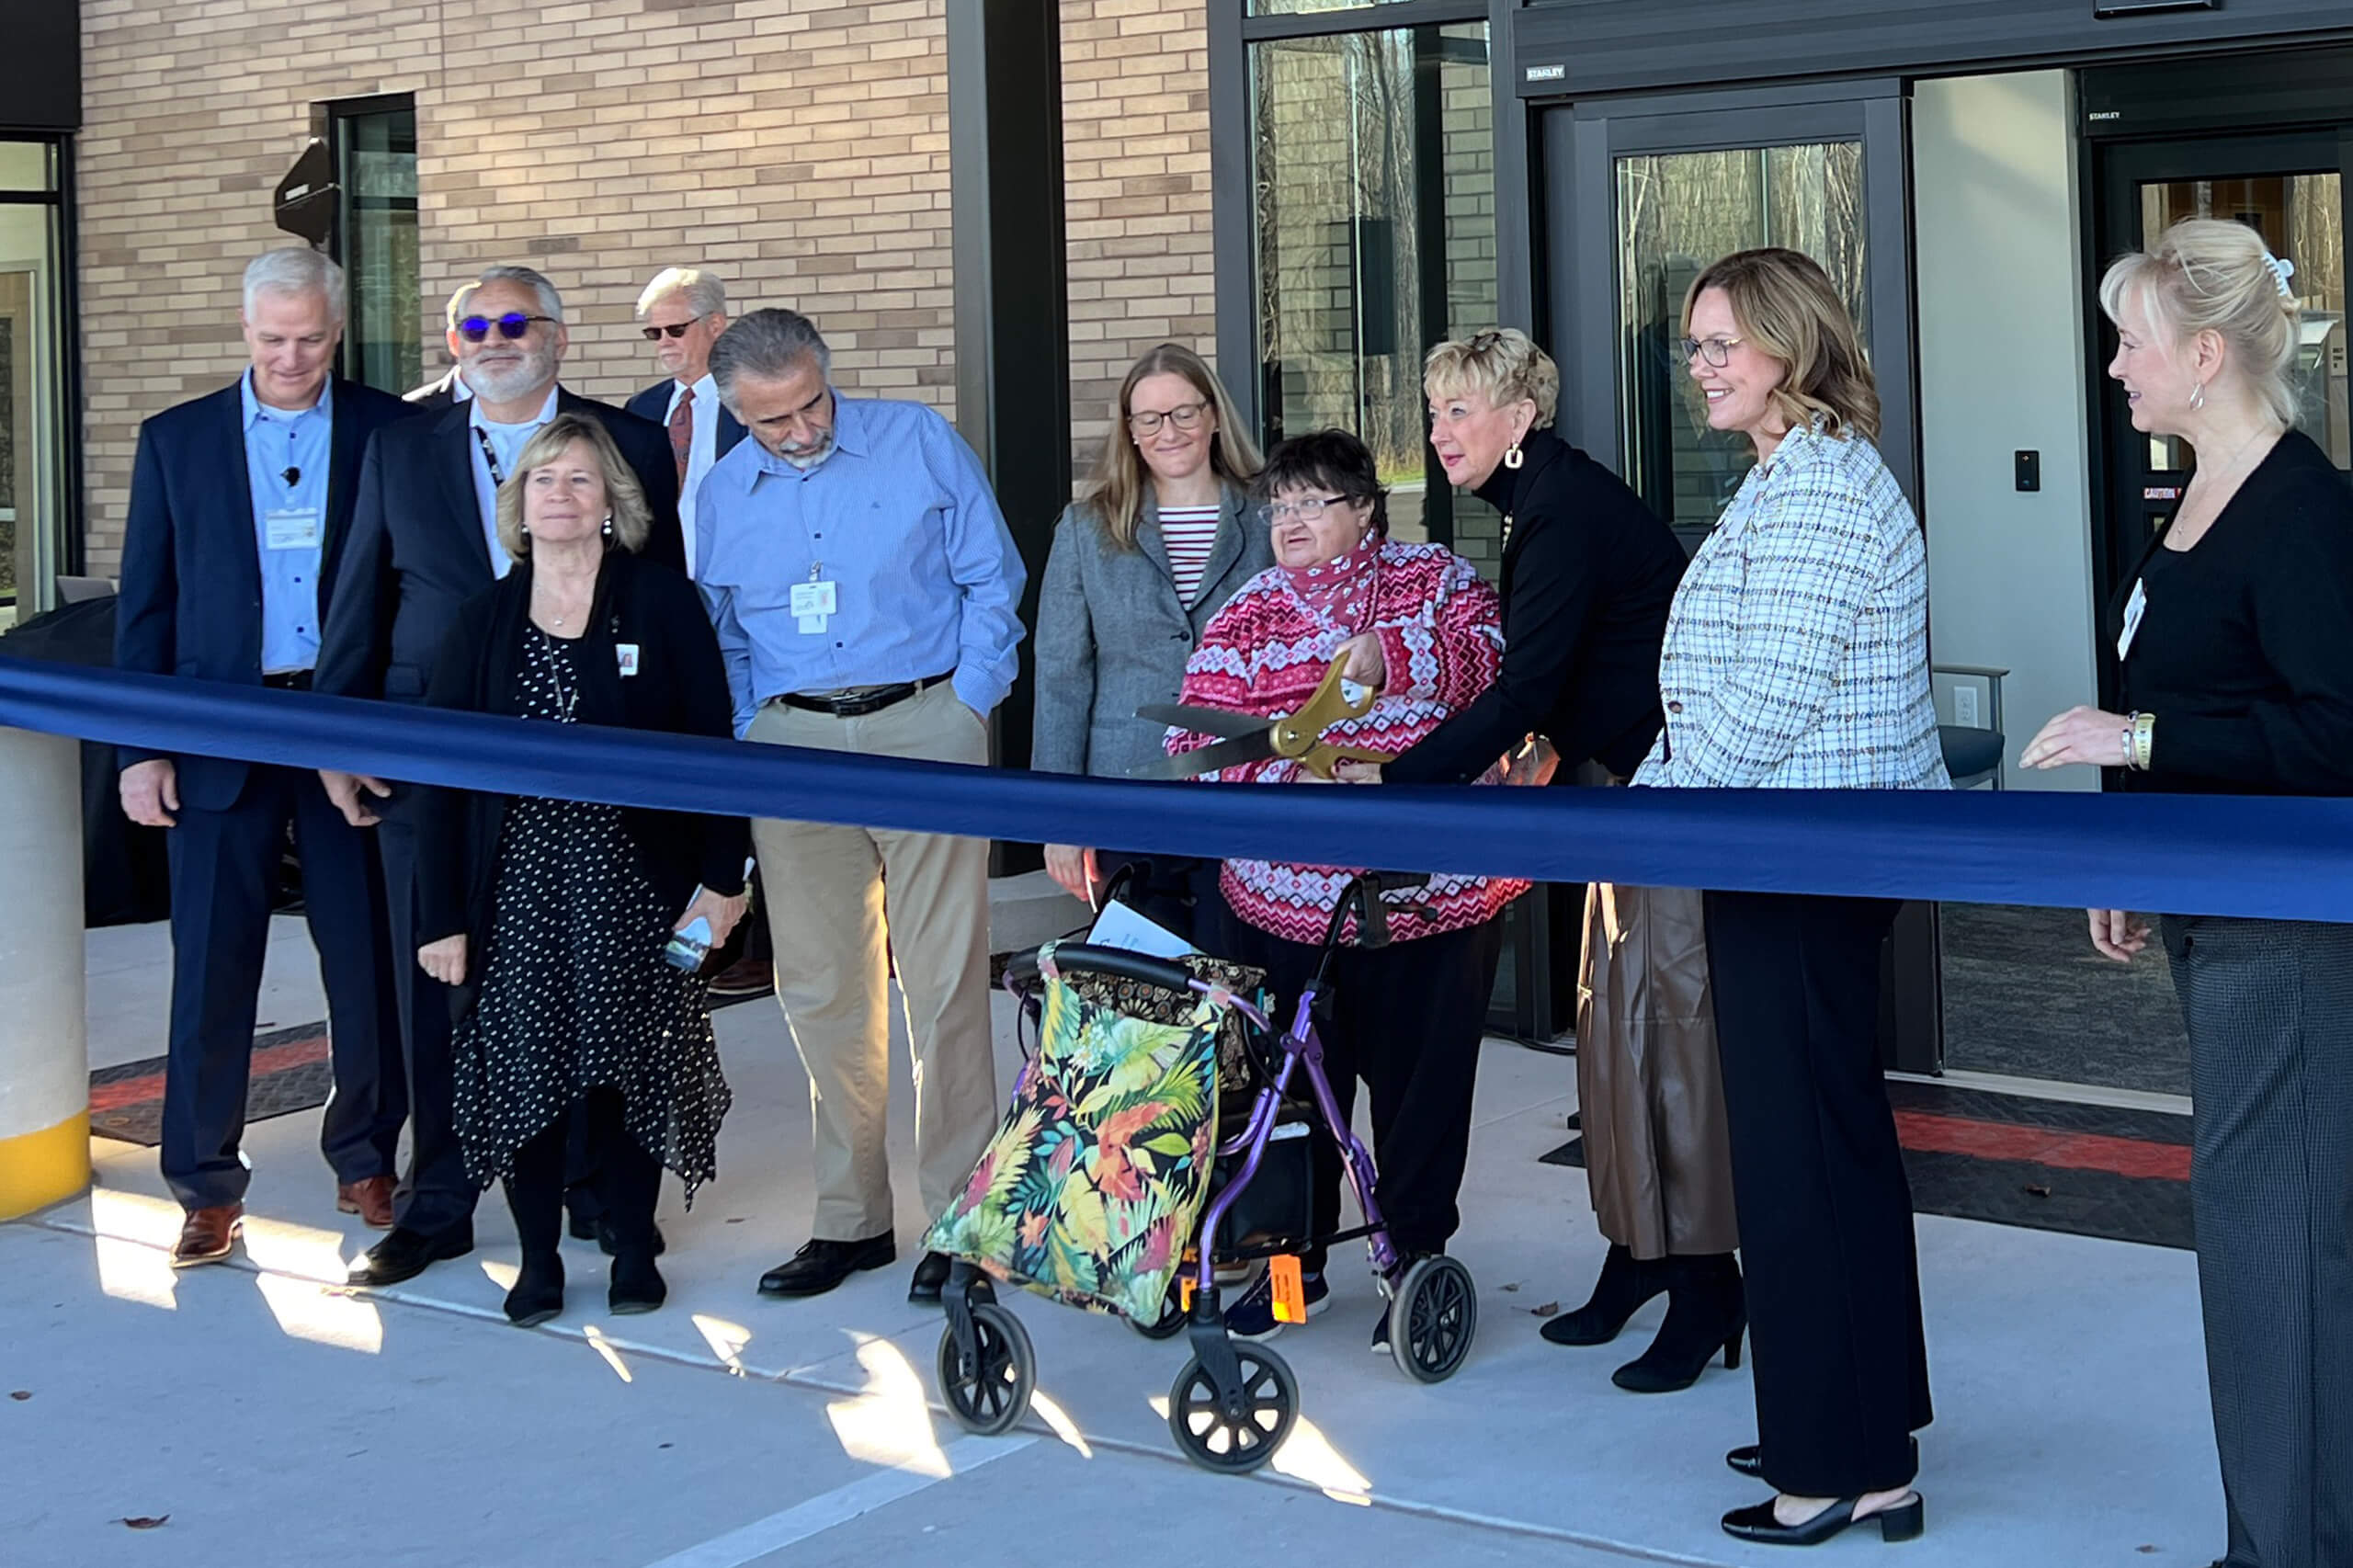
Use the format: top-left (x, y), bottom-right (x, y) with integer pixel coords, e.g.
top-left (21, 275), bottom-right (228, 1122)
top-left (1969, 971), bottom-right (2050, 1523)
top-left (1722, 1493), bottom-right (1925, 1546)
top-left (1611, 1254), bottom-right (1744, 1393)
top-left (1541, 1243), bottom-right (1667, 1347)
top-left (1728, 1436), bottom-right (1918, 1480)
top-left (504, 1254), bottom-right (565, 1327)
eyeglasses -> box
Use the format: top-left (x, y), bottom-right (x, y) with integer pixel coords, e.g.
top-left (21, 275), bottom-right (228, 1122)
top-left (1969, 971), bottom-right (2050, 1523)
top-left (458, 312), bottom-right (557, 343)
top-left (1128, 401), bottom-right (1209, 435)
top-left (1256, 494), bottom-right (1349, 526)
top-left (641, 313), bottom-right (710, 342)
top-left (1677, 335), bottom-right (1745, 368)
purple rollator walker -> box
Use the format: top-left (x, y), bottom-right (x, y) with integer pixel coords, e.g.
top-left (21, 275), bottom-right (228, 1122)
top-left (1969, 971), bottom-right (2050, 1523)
top-left (937, 871), bottom-right (1479, 1474)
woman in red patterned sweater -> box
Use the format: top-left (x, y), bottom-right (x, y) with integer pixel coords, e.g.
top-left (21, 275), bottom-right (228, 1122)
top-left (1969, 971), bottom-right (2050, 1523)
top-left (1165, 428), bottom-right (1528, 1345)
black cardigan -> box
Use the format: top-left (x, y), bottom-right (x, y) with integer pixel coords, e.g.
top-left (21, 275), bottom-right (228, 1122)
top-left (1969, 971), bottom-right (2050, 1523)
top-left (1386, 428), bottom-right (1688, 785)
top-left (2119, 429), bottom-right (2353, 796)
top-left (415, 551), bottom-right (751, 950)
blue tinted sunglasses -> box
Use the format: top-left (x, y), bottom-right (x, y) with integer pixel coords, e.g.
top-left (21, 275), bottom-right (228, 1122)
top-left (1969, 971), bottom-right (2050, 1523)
top-left (457, 312), bottom-right (556, 343)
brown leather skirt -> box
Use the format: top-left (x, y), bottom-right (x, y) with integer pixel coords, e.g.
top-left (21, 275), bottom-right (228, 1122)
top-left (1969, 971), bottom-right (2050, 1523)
top-left (1574, 882), bottom-right (1739, 1258)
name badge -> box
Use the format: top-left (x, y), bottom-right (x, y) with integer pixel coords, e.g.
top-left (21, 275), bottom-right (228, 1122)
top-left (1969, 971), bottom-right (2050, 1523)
top-left (791, 579), bottom-right (838, 635)
top-left (616, 643), bottom-right (641, 677)
top-left (2118, 578), bottom-right (2147, 661)
top-left (265, 507), bottom-right (322, 551)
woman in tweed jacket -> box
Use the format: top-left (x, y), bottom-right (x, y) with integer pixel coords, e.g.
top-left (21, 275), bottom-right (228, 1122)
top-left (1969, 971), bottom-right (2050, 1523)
top-left (1635, 247), bottom-right (1946, 1548)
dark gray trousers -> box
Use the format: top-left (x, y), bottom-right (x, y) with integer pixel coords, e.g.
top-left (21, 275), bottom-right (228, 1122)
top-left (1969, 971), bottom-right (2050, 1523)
top-left (2162, 915), bottom-right (2353, 1568)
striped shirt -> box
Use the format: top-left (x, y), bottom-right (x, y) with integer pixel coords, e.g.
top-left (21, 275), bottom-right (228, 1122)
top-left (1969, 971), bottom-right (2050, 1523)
top-left (1157, 503), bottom-right (1222, 606)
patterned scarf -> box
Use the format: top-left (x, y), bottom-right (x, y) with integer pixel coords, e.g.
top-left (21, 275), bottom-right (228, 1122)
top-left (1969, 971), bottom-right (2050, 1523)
top-left (1276, 530), bottom-right (1381, 639)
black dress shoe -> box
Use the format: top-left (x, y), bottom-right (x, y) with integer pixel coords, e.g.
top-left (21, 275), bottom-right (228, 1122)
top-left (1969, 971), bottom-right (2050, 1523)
top-left (347, 1224), bottom-right (475, 1288)
top-left (1729, 1436), bottom-right (1918, 1481)
top-left (597, 1219), bottom-right (666, 1258)
top-left (757, 1234), bottom-right (895, 1298)
top-left (1722, 1493), bottom-right (1924, 1545)
top-left (908, 1251), bottom-right (951, 1304)
top-left (505, 1255), bottom-right (564, 1327)
top-left (1541, 1243), bottom-right (1667, 1346)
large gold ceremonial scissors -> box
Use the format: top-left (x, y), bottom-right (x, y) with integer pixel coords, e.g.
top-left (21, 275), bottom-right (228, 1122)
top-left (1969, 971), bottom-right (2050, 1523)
top-left (1129, 654), bottom-right (1391, 780)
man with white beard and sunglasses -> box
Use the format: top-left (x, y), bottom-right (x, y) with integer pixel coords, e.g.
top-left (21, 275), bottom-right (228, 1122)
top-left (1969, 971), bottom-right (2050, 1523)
top-left (313, 263), bottom-right (687, 1289)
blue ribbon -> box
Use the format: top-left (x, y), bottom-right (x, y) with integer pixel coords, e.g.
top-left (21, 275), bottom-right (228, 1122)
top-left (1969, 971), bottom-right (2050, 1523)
top-left (4, 654), bottom-right (2347, 921)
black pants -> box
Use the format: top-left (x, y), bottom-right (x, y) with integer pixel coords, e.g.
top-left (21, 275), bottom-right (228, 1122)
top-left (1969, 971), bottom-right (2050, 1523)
top-left (506, 1088), bottom-right (661, 1261)
top-left (160, 765), bottom-right (405, 1210)
top-left (376, 811), bottom-right (481, 1240)
top-left (1704, 890), bottom-right (1930, 1497)
top-left (1230, 915), bottom-right (1505, 1273)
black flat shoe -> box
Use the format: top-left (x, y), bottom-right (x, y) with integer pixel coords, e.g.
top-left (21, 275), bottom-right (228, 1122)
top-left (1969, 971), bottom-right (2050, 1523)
top-left (347, 1224), bottom-right (475, 1288)
top-left (1541, 1243), bottom-right (1667, 1347)
top-left (908, 1250), bottom-right (951, 1305)
top-left (1722, 1494), bottom-right (1924, 1546)
top-left (597, 1219), bottom-right (666, 1258)
top-left (504, 1256), bottom-right (565, 1327)
top-left (1729, 1436), bottom-right (1918, 1481)
top-left (757, 1233), bottom-right (895, 1298)
top-left (609, 1252), bottom-right (667, 1315)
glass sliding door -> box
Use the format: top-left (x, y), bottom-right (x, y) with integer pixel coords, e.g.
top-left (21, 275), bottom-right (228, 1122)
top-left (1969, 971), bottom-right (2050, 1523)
top-left (330, 98), bottom-right (420, 397)
top-left (0, 137), bottom-right (71, 622)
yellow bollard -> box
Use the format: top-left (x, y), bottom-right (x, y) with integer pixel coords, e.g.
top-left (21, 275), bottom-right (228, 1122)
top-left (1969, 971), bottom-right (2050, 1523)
top-left (0, 727), bottom-right (88, 1219)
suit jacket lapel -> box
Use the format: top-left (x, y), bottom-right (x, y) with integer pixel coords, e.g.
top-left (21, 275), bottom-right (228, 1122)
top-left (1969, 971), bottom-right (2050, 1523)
top-left (216, 381), bottom-right (266, 611)
top-left (322, 380), bottom-right (364, 618)
top-left (1136, 489), bottom-right (1178, 608)
top-left (437, 402), bottom-right (496, 578)
top-left (1196, 484), bottom-right (1248, 605)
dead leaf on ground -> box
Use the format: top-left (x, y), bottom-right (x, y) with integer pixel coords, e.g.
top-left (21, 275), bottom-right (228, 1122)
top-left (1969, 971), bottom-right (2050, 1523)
top-left (7, 1391), bottom-right (28, 1401)
top-left (119, 1517), bottom-right (170, 1530)
top-left (1499, 1282), bottom-right (1519, 1292)
top-left (1531, 1301), bottom-right (1561, 1318)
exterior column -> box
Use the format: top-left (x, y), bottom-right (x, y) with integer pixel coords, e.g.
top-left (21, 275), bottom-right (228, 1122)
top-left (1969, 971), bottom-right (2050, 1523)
top-left (0, 728), bottom-right (88, 1219)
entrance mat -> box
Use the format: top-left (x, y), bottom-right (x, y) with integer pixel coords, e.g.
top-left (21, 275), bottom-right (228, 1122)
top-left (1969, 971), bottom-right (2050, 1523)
top-left (87, 1023), bottom-right (331, 1148)
top-left (1540, 1077), bottom-right (2191, 1251)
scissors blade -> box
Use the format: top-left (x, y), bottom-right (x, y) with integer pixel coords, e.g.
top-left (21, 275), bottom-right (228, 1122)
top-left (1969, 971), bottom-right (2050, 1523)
top-left (1126, 733), bottom-right (1277, 779)
top-left (1134, 702), bottom-right (1268, 742)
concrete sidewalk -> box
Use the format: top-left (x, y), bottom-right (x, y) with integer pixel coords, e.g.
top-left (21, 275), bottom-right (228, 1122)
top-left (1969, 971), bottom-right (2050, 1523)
top-left (4, 923), bottom-right (2227, 1568)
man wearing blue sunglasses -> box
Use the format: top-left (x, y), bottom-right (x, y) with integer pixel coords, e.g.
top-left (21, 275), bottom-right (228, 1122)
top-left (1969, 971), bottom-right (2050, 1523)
top-left (315, 263), bottom-right (688, 1290)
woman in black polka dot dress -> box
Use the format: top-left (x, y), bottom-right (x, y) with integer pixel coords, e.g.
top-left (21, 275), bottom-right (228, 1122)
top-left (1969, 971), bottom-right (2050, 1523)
top-left (415, 414), bottom-right (749, 1326)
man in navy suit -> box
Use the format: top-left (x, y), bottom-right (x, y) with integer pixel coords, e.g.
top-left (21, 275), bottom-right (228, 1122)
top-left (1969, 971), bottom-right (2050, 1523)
top-left (315, 262), bottom-right (688, 1288)
top-left (115, 246), bottom-right (415, 1267)
top-left (626, 267), bottom-right (745, 577)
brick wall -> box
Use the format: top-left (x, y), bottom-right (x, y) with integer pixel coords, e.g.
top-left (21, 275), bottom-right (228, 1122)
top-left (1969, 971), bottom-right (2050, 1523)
top-left (74, 0), bottom-right (1214, 574)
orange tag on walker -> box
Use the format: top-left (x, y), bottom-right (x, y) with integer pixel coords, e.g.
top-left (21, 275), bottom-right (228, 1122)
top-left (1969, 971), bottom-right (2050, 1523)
top-left (1270, 1256), bottom-right (1307, 1324)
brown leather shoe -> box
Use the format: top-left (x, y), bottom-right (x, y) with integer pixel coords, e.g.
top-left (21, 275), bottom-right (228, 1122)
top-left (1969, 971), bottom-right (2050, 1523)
top-left (707, 955), bottom-right (775, 1000)
top-left (336, 1176), bottom-right (396, 1229)
top-left (172, 1204), bottom-right (244, 1267)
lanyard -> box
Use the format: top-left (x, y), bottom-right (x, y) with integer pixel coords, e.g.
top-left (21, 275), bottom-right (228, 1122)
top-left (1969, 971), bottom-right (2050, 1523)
top-left (473, 424), bottom-right (509, 487)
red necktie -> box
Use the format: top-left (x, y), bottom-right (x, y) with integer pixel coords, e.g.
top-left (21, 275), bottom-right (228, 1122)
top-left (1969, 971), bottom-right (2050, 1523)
top-left (667, 386), bottom-right (694, 487)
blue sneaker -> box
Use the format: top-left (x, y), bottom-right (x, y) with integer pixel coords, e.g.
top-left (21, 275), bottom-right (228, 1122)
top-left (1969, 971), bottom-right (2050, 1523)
top-left (1223, 1266), bottom-right (1328, 1341)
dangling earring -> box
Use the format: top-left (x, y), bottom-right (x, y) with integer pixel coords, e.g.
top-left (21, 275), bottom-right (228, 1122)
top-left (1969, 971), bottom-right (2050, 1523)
top-left (1503, 437), bottom-right (1524, 471)
top-left (601, 514), bottom-right (614, 538)
top-left (2189, 381), bottom-right (2207, 411)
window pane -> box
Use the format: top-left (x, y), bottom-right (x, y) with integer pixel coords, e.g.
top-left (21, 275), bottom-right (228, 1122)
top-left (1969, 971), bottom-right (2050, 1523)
top-left (1251, 23), bottom-right (1496, 559)
top-left (1615, 142), bottom-right (1866, 549)
top-left (0, 141), bottom-right (52, 193)
top-left (1250, 0), bottom-right (1422, 15)
top-left (334, 106), bottom-right (420, 396)
top-left (0, 200), bottom-right (67, 615)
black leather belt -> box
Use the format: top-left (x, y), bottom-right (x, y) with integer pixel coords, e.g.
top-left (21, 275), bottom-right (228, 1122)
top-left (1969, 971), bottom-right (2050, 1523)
top-left (772, 672), bottom-right (951, 719)
top-left (263, 670), bottom-right (314, 691)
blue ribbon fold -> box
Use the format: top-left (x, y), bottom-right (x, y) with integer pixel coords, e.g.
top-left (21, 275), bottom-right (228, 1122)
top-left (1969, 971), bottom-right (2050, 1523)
top-left (3, 655), bottom-right (2347, 922)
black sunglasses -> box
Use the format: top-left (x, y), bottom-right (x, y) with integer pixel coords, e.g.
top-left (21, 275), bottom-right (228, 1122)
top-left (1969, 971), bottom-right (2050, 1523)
top-left (457, 312), bottom-right (557, 343)
top-left (641, 313), bottom-right (710, 341)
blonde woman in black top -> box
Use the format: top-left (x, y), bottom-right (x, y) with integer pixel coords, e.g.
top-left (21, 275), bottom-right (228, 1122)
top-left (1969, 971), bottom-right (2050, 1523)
top-left (2026, 218), bottom-right (2353, 1568)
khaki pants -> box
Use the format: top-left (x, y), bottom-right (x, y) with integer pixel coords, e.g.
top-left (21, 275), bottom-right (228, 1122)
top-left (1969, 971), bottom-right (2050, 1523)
top-left (747, 680), bottom-right (998, 1242)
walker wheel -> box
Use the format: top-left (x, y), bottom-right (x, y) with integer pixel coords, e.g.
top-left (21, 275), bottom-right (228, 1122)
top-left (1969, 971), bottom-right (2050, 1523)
top-left (1131, 1278), bottom-right (1188, 1340)
top-left (1166, 1343), bottom-right (1298, 1473)
top-left (937, 1303), bottom-right (1034, 1436)
top-left (1391, 1254), bottom-right (1477, 1383)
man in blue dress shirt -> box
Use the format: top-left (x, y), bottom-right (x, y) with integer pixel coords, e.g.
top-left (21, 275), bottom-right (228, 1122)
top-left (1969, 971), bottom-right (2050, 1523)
top-left (698, 309), bottom-right (1025, 1304)
top-left (114, 247), bottom-right (414, 1266)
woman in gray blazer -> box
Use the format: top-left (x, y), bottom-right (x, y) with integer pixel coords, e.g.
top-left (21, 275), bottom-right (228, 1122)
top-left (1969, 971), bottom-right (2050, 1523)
top-left (1033, 343), bottom-right (1268, 940)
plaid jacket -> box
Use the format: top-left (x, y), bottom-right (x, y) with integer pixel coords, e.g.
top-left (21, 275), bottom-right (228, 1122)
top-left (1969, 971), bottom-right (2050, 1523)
top-left (1634, 422), bottom-right (1949, 790)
